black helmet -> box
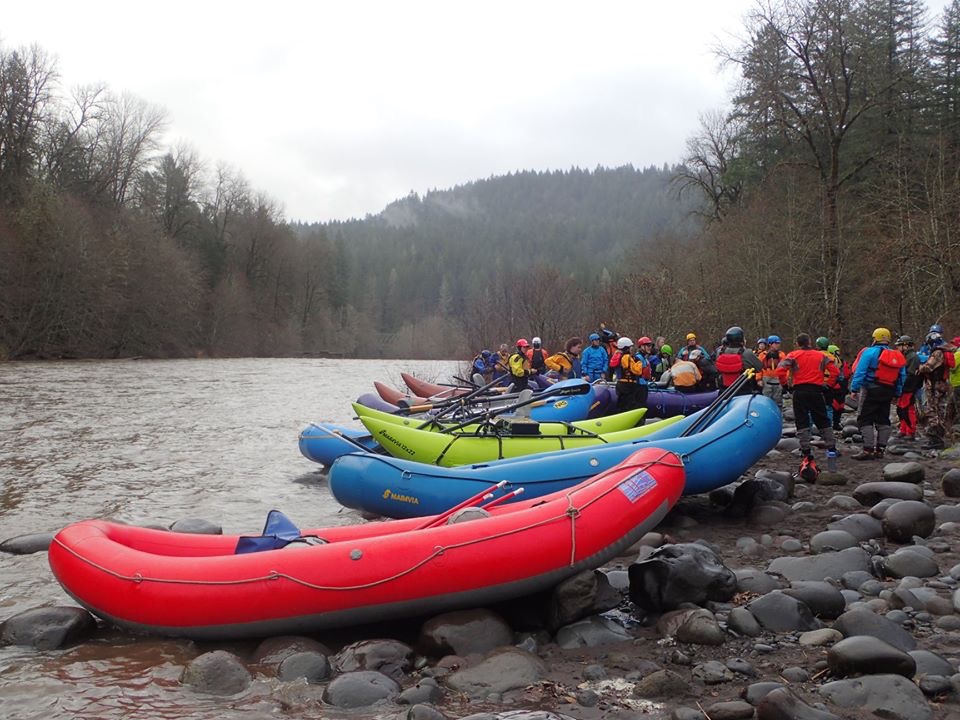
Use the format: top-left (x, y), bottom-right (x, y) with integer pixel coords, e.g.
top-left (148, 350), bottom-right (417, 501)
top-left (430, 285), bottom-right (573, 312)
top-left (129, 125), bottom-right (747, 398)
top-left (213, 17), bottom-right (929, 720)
top-left (725, 326), bottom-right (744, 346)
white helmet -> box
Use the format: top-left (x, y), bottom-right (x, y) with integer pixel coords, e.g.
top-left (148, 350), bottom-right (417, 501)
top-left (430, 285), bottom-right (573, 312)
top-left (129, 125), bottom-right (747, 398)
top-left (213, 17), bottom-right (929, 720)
top-left (689, 349), bottom-right (703, 361)
top-left (532, 336), bottom-right (542, 347)
top-left (617, 337), bottom-right (634, 350)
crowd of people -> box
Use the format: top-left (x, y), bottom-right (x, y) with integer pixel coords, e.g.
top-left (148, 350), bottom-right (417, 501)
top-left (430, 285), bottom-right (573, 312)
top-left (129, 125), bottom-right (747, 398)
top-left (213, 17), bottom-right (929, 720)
top-left (471, 322), bottom-right (960, 475)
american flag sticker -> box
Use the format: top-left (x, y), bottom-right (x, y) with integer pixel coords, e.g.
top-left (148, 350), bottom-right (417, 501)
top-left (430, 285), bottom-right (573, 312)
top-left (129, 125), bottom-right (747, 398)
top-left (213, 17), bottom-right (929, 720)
top-left (618, 469), bottom-right (656, 502)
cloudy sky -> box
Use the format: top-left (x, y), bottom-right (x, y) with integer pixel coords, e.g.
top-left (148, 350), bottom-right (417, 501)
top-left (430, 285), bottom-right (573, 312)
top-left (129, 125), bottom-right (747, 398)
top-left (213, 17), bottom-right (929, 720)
top-left (3, 1), bottom-right (954, 222)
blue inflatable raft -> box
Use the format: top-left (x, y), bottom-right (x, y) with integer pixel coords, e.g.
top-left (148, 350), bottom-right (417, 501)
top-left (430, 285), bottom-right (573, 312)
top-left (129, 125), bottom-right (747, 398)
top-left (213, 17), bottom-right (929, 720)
top-left (328, 394), bottom-right (782, 518)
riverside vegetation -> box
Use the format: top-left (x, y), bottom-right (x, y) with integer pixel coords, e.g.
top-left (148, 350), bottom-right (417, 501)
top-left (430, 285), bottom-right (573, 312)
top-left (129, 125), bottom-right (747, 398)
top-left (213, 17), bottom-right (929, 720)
top-left (3, 0), bottom-right (960, 362)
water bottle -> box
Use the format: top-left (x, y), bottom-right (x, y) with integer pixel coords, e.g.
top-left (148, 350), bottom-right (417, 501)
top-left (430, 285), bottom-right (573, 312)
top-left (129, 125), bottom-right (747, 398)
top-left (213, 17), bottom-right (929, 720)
top-left (826, 449), bottom-right (838, 472)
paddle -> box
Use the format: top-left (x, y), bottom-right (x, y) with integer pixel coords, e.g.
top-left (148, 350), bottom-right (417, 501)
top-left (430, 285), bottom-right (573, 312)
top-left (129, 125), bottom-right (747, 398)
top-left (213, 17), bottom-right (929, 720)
top-left (437, 380), bottom-right (592, 435)
top-left (401, 374), bottom-right (507, 417)
top-left (414, 480), bottom-right (509, 530)
top-left (679, 369), bottom-right (756, 438)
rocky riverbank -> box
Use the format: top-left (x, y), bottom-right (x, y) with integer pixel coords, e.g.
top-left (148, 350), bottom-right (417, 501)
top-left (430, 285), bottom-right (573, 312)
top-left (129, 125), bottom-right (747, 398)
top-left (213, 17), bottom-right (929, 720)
top-left (4, 415), bottom-right (960, 720)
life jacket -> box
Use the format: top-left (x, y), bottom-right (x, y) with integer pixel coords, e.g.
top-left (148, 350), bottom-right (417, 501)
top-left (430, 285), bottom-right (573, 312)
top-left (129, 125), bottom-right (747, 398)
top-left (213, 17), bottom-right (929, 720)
top-left (609, 350), bottom-right (624, 379)
top-left (715, 347), bottom-right (745, 387)
top-left (951, 351), bottom-right (960, 388)
top-left (671, 360), bottom-right (701, 388)
top-left (874, 347), bottom-right (906, 386)
top-left (545, 351), bottom-right (573, 377)
top-left (526, 348), bottom-right (547, 372)
top-left (618, 352), bottom-right (649, 383)
top-left (508, 352), bottom-right (528, 379)
top-left (946, 349), bottom-right (957, 369)
top-left (759, 349), bottom-right (782, 380)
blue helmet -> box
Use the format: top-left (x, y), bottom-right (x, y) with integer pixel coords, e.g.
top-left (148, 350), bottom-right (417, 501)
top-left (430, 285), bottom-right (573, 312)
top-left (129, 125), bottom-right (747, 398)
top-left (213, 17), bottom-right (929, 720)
top-left (589, 333), bottom-right (601, 341)
top-left (481, 349), bottom-right (493, 359)
top-left (757, 337), bottom-right (767, 345)
top-left (930, 324), bottom-right (944, 334)
top-left (767, 335), bottom-right (781, 344)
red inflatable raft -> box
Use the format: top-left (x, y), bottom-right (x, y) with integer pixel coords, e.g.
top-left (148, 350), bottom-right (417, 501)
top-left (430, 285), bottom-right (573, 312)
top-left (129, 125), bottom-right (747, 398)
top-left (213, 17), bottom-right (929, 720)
top-left (49, 447), bottom-right (683, 639)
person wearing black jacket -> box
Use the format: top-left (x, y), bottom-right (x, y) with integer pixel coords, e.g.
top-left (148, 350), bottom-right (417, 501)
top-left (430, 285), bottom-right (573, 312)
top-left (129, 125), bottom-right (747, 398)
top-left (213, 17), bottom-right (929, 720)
top-left (895, 336), bottom-right (921, 440)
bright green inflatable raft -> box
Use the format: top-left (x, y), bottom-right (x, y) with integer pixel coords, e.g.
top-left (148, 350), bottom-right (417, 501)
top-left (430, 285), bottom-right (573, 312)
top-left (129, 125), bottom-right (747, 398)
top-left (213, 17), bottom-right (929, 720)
top-left (355, 408), bottom-right (683, 467)
top-left (351, 403), bottom-right (648, 435)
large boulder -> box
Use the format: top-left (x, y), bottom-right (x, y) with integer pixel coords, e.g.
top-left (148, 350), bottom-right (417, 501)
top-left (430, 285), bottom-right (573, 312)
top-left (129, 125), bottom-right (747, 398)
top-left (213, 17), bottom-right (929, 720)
top-left (818, 674), bottom-right (932, 720)
top-left (547, 570), bottom-right (620, 630)
top-left (827, 636), bottom-right (916, 678)
top-left (852, 482), bottom-right (923, 506)
top-left (746, 592), bottom-right (821, 632)
top-left (444, 648), bottom-right (545, 699)
top-left (0, 606), bottom-right (96, 650)
top-left (767, 547), bottom-right (871, 582)
top-left (881, 462), bottom-right (925, 484)
top-left (882, 501), bottom-right (935, 542)
top-left (180, 650), bottom-right (251, 695)
top-left (322, 670), bottom-right (400, 708)
top-left (832, 609), bottom-right (917, 652)
top-left (628, 543), bottom-right (736, 611)
top-left (419, 609), bottom-right (512, 657)
top-left (334, 639), bottom-right (414, 681)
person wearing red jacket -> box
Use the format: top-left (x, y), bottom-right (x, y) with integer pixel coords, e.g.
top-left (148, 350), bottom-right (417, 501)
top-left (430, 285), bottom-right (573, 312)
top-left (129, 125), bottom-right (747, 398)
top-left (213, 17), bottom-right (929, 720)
top-left (777, 333), bottom-right (840, 479)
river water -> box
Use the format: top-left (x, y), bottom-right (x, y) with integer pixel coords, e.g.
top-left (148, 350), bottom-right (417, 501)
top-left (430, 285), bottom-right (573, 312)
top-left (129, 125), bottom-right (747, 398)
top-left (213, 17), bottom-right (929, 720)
top-left (0, 358), bottom-right (460, 720)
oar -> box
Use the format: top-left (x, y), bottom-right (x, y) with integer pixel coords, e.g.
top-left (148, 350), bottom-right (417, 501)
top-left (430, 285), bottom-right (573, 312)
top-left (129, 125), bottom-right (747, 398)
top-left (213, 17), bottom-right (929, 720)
top-left (480, 487), bottom-right (524, 510)
top-left (437, 381), bottom-right (592, 435)
top-left (414, 480), bottom-right (509, 530)
top-left (401, 374), bottom-right (507, 418)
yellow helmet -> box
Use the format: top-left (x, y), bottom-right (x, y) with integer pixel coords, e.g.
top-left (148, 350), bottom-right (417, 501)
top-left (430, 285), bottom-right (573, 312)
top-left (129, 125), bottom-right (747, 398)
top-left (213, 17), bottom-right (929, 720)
top-left (872, 327), bottom-right (892, 343)
top-left (685, 332), bottom-right (697, 341)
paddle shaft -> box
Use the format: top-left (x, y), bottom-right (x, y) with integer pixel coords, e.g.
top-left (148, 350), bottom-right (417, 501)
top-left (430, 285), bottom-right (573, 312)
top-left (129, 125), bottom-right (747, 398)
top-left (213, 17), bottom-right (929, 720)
top-left (414, 480), bottom-right (509, 530)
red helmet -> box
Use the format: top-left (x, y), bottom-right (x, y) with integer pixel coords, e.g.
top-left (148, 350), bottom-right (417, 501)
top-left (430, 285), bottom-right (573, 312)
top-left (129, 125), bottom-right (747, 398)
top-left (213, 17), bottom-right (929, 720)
top-left (638, 336), bottom-right (653, 345)
top-left (516, 338), bottom-right (529, 348)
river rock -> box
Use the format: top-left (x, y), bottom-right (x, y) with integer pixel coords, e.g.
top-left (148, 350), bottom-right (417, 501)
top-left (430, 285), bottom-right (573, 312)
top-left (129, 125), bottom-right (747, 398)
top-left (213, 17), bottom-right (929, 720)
top-left (0, 606), bottom-right (96, 650)
top-left (445, 648), bottom-right (545, 699)
top-left (809, 530), bottom-right (858, 554)
top-left (909, 650), bottom-right (956, 677)
top-left (555, 615), bottom-right (632, 649)
top-left (742, 681), bottom-right (784, 705)
top-left (854, 483), bottom-right (924, 508)
top-left (628, 543), bottom-right (736, 611)
top-left (819, 674), bottom-right (932, 720)
top-left (407, 704), bottom-right (448, 720)
top-left (882, 501), bottom-right (936, 542)
top-left (419, 609), bottom-right (513, 657)
top-left (0, 532), bottom-right (54, 554)
top-left (277, 651), bottom-right (331, 683)
top-left (727, 607), bottom-right (762, 637)
top-left (942, 469), bottom-right (960, 497)
top-left (827, 495), bottom-right (862, 511)
top-left (756, 687), bottom-right (841, 719)
top-left (832, 608), bottom-right (917, 651)
top-left (168, 518), bottom-right (222, 534)
top-left (783, 581), bottom-right (846, 619)
top-left (746, 592), bottom-right (821, 632)
top-left (825, 513), bottom-right (883, 540)
top-left (323, 670), bottom-right (400, 708)
top-left (735, 568), bottom-right (783, 594)
top-left (878, 548), bottom-right (940, 579)
top-left (816, 471), bottom-right (847, 486)
top-left (882, 462), bottom-right (925, 484)
top-left (934, 504), bottom-right (960, 524)
top-left (676, 609), bottom-right (725, 645)
top-left (397, 677), bottom-right (444, 705)
top-left (776, 437), bottom-right (800, 452)
top-left (767, 547), bottom-right (871, 582)
top-left (827, 635), bottom-right (916, 677)
top-left (692, 659), bottom-right (734, 684)
top-left (704, 700), bottom-right (754, 719)
top-left (869, 498), bottom-right (900, 519)
top-left (799, 628), bottom-right (843, 646)
top-left (634, 668), bottom-right (689, 698)
top-left (548, 570), bottom-right (619, 630)
top-left (252, 635), bottom-right (331, 668)
top-left (180, 650), bottom-right (251, 695)
top-left (335, 639), bottom-right (414, 681)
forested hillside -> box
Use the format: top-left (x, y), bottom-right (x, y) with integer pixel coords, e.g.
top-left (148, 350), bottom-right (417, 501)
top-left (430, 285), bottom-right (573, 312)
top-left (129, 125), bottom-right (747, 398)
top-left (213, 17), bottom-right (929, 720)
top-left (295, 166), bottom-right (702, 357)
top-left (4, 0), bottom-right (960, 361)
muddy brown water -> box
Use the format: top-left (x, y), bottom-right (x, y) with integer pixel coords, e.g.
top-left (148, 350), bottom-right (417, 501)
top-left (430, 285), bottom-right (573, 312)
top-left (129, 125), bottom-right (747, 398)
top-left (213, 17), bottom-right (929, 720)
top-left (0, 358), bottom-right (460, 720)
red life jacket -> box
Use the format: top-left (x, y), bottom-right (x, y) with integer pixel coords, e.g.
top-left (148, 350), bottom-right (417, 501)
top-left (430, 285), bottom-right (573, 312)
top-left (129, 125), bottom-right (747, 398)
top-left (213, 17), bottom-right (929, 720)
top-left (874, 348), bottom-right (906, 386)
top-left (715, 348), bottom-right (745, 387)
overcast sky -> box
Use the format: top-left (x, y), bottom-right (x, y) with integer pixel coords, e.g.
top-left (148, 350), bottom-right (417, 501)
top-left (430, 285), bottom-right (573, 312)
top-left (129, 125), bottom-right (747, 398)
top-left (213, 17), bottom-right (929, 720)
top-left (2, 1), bottom-right (954, 222)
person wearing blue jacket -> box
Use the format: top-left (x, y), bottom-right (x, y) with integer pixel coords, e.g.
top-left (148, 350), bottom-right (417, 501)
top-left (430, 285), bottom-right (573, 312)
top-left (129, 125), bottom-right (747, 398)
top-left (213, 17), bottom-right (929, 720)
top-left (581, 333), bottom-right (609, 382)
top-left (849, 327), bottom-right (906, 460)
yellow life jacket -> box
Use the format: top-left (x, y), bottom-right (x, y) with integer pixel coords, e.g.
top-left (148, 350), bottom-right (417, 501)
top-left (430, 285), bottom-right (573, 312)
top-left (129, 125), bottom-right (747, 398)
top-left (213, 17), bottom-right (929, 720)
top-left (508, 352), bottom-right (528, 378)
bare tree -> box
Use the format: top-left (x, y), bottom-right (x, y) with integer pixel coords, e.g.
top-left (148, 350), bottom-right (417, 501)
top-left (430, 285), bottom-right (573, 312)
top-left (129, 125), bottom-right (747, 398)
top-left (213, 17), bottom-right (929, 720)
top-left (673, 110), bottom-right (744, 221)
